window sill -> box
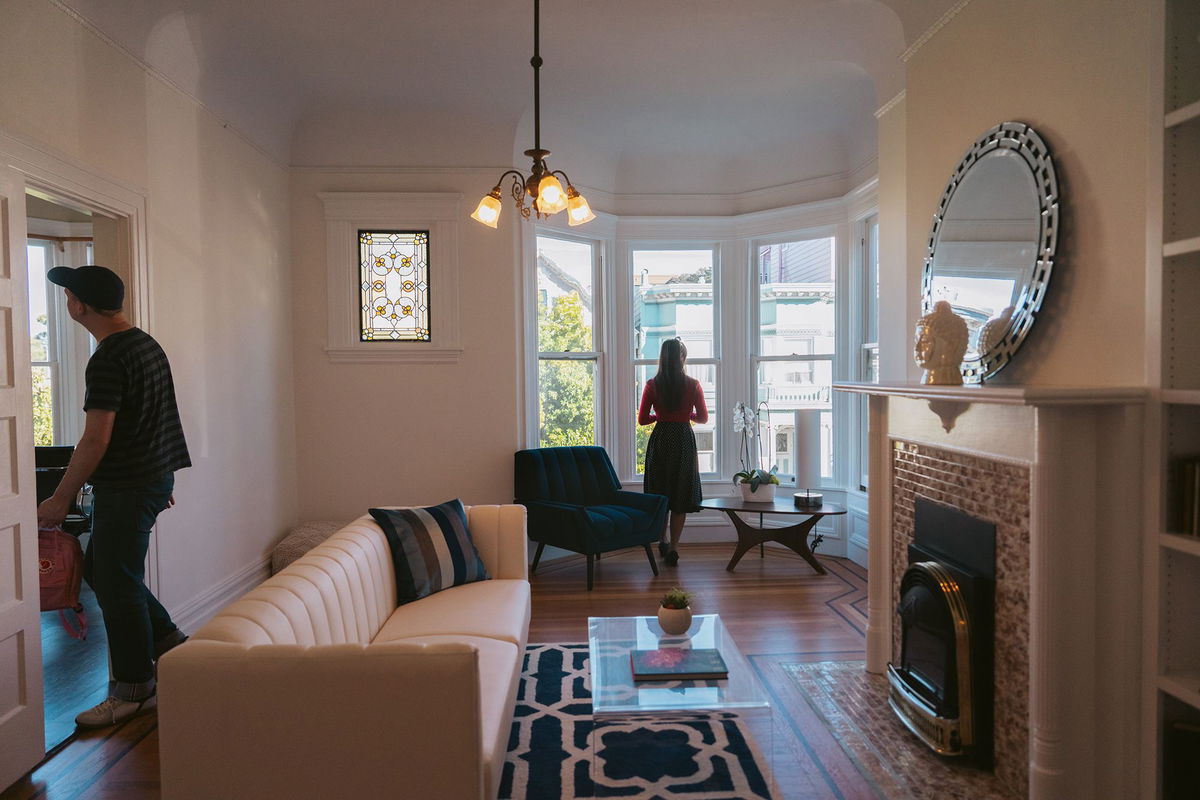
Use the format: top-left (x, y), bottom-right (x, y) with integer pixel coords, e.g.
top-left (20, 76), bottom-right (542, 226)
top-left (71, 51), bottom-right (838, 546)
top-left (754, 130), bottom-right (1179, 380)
top-left (325, 346), bottom-right (464, 365)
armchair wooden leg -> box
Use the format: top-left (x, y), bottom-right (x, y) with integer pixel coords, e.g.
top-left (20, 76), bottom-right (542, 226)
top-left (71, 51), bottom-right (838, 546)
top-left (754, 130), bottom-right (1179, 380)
top-left (586, 554), bottom-right (595, 591)
top-left (531, 542), bottom-right (546, 574)
top-left (644, 543), bottom-right (659, 576)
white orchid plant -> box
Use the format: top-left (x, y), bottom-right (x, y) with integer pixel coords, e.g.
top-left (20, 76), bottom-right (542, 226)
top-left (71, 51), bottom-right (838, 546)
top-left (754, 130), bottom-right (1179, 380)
top-left (732, 401), bottom-right (779, 490)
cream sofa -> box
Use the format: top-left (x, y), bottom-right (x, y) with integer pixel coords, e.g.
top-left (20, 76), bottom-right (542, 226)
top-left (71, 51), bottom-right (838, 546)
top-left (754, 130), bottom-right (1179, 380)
top-left (158, 504), bottom-right (530, 800)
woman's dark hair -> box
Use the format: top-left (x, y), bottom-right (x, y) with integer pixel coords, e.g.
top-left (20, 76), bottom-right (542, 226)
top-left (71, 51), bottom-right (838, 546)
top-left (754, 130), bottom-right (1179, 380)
top-left (653, 339), bottom-right (689, 412)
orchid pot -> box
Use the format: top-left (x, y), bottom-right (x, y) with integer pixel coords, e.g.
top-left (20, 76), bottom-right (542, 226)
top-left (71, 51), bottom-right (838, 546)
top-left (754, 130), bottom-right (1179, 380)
top-left (733, 467), bottom-right (780, 503)
top-left (738, 481), bottom-right (777, 502)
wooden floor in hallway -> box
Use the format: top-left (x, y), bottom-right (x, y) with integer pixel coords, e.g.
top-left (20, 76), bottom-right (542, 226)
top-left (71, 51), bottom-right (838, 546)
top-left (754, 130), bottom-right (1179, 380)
top-left (1, 542), bottom-right (873, 800)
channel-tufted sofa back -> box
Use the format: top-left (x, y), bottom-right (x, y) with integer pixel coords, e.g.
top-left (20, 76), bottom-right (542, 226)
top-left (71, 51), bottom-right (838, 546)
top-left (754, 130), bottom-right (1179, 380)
top-left (191, 505), bottom-right (528, 647)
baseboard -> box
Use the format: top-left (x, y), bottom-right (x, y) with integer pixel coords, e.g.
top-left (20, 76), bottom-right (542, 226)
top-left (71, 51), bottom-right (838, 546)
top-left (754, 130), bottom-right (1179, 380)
top-left (172, 556), bottom-right (271, 633)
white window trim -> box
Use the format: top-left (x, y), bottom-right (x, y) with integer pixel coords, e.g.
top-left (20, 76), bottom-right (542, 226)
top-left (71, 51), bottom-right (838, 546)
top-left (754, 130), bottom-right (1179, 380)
top-left (320, 192), bottom-right (462, 364)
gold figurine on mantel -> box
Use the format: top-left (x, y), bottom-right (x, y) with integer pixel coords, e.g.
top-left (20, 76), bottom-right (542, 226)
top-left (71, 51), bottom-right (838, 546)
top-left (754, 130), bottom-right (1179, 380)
top-left (914, 300), bottom-right (969, 385)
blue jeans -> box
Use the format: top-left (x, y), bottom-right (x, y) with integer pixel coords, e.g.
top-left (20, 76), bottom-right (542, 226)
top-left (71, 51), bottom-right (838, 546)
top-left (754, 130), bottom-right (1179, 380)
top-left (84, 475), bottom-right (177, 701)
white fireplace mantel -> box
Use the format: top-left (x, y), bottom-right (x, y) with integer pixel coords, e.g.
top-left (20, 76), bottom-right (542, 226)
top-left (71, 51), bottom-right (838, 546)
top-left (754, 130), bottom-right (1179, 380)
top-left (833, 381), bottom-right (1146, 800)
top-left (834, 380), bottom-right (1146, 405)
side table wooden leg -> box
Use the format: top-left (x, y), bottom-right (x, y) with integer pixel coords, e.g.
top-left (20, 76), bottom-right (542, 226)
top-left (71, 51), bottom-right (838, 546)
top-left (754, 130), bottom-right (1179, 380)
top-left (772, 517), bottom-right (826, 575)
top-left (725, 511), bottom-right (763, 572)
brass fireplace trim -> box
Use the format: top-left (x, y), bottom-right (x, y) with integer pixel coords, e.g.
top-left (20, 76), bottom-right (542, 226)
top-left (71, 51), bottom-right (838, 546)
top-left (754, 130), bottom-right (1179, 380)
top-left (894, 560), bottom-right (975, 750)
top-left (888, 664), bottom-right (965, 755)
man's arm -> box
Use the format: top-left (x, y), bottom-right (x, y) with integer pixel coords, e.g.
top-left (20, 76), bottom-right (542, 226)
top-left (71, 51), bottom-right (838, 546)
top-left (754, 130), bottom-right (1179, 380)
top-left (37, 409), bottom-right (115, 528)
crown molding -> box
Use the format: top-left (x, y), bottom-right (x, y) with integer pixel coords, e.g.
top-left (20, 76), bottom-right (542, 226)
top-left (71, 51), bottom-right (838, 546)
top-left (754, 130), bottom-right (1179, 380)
top-left (875, 90), bottom-right (907, 119)
top-left (902, 0), bottom-right (969, 62)
top-left (46, 0), bottom-right (286, 169)
top-left (901, 0), bottom-right (972, 63)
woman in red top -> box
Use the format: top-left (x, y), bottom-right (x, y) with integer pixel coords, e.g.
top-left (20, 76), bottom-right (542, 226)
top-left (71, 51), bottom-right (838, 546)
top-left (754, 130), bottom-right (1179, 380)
top-left (638, 338), bottom-right (708, 566)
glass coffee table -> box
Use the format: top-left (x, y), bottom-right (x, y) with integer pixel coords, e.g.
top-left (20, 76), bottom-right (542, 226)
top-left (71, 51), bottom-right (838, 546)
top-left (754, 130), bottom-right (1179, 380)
top-left (587, 614), bottom-right (775, 797)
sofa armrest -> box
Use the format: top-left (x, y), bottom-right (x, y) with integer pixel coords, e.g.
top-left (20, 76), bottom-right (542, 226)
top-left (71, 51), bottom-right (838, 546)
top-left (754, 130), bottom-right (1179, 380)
top-left (160, 640), bottom-right (487, 800)
top-left (466, 504), bottom-right (529, 580)
top-left (612, 490), bottom-right (668, 516)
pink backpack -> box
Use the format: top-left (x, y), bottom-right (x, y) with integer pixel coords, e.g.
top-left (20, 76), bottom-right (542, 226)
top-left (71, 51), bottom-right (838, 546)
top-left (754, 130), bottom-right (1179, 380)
top-left (38, 526), bottom-right (88, 640)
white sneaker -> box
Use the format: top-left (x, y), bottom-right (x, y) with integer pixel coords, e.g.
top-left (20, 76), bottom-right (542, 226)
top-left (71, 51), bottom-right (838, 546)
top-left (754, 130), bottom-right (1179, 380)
top-left (74, 694), bottom-right (155, 729)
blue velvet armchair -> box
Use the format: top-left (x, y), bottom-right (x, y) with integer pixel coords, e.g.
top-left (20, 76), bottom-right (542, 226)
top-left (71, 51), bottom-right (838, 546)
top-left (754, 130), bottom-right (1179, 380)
top-left (514, 446), bottom-right (667, 590)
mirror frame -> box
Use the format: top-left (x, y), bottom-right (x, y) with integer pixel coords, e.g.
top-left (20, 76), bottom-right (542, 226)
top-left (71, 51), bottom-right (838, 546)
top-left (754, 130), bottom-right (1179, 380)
top-left (921, 121), bottom-right (1059, 383)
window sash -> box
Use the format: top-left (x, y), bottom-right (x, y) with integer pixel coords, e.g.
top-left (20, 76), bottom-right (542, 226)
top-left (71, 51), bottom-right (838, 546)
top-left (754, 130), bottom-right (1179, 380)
top-left (534, 232), bottom-right (603, 447)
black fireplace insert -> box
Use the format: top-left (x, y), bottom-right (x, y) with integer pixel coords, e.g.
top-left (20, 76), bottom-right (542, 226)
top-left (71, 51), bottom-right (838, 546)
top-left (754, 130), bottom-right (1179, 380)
top-left (888, 498), bottom-right (995, 767)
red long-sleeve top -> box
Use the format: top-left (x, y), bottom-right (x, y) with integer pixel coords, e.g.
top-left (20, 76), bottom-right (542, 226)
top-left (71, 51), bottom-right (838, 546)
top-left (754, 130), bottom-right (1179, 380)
top-left (638, 377), bottom-right (709, 425)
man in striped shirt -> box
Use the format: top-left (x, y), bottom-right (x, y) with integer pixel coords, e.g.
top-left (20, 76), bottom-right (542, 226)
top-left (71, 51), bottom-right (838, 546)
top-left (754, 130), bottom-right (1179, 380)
top-left (37, 265), bottom-right (191, 728)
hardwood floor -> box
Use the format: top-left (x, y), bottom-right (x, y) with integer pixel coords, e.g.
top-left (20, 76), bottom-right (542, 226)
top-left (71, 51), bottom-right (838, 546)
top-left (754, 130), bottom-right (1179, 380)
top-left (1, 543), bottom-right (870, 800)
top-left (41, 583), bottom-right (109, 752)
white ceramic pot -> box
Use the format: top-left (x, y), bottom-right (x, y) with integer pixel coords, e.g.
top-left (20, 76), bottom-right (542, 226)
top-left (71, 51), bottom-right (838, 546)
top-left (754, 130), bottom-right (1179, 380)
top-left (657, 605), bottom-right (693, 636)
top-left (738, 481), bottom-right (777, 502)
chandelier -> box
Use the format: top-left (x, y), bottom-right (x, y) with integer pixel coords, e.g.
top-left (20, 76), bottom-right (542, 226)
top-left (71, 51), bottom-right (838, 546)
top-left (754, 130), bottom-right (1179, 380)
top-left (471, 0), bottom-right (595, 228)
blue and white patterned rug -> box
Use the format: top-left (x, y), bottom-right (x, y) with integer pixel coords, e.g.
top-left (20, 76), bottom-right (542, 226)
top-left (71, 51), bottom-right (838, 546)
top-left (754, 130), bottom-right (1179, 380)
top-left (499, 643), bottom-right (774, 799)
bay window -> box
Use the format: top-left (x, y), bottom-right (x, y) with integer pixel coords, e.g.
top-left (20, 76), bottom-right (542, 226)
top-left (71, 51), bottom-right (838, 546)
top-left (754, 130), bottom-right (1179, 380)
top-left (527, 193), bottom-right (877, 550)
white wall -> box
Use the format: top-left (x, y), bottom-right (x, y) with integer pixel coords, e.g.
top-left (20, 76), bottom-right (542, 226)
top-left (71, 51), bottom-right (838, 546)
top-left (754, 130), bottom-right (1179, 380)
top-left (876, 93), bottom-right (910, 383)
top-left (289, 168), bottom-right (522, 520)
top-left (898, 0), bottom-right (1150, 387)
top-left (0, 0), bottom-right (298, 616)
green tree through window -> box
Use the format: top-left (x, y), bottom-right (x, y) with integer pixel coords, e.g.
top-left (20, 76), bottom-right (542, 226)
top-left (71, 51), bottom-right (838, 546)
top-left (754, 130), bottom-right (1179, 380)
top-left (31, 313), bottom-right (52, 445)
top-left (538, 293), bottom-right (594, 446)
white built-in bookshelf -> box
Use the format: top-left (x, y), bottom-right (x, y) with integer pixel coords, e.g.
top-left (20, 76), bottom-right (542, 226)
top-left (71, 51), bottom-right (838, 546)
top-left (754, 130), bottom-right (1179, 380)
top-left (1146, 0), bottom-right (1200, 796)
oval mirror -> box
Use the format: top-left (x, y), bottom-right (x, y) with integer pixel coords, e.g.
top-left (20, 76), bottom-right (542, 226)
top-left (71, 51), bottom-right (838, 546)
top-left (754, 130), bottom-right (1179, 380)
top-left (921, 122), bottom-right (1059, 383)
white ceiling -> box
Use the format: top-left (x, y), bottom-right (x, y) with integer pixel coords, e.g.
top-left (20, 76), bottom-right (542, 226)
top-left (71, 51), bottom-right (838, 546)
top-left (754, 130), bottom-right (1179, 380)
top-left (58, 0), bottom-right (955, 197)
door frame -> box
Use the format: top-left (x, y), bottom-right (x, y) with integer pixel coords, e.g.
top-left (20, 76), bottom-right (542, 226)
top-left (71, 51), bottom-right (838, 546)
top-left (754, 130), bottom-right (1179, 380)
top-left (0, 127), bottom-right (153, 779)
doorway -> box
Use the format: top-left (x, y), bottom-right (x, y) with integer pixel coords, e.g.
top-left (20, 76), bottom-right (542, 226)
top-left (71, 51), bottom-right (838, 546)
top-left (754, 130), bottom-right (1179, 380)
top-left (25, 190), bottom-right (112, 750)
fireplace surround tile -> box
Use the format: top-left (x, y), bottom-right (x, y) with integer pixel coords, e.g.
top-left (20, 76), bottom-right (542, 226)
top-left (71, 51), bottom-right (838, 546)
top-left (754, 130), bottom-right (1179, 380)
top-left (891, 439), bottom-right (1031, 798)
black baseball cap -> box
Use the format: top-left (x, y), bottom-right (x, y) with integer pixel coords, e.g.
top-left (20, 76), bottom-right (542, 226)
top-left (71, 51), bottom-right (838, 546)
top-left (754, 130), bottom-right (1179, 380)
top-left (47, 265), bottom-right (124, 311)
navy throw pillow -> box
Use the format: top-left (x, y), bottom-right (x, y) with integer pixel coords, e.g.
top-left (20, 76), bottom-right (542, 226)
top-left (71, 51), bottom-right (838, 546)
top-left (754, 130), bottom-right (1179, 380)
top-left (369, 499), bottom-right (490, 605)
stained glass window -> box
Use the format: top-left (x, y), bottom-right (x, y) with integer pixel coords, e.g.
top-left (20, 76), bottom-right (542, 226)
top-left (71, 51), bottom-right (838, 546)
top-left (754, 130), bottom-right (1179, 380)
top-left (359, 230), bottom-right (430, 342)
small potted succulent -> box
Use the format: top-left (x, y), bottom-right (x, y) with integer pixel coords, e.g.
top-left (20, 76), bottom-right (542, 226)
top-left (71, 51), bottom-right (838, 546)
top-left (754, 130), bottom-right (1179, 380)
top-left (657, 587), bottom-right (693, 636)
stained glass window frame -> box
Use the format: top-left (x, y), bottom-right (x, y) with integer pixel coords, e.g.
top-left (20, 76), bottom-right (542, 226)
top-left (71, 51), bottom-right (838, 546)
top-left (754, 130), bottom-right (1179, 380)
top-left (357, 229), bottom-right (431, 343)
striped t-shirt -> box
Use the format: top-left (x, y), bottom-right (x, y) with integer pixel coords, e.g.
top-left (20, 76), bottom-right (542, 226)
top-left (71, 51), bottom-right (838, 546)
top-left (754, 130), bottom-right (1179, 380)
top-left (84, 327), bottom-right (191, 488)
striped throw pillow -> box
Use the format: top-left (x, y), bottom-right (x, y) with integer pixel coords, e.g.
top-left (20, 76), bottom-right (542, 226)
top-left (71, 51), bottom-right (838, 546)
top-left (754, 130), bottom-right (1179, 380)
top-left (369, 499), bottom-right (490, 604)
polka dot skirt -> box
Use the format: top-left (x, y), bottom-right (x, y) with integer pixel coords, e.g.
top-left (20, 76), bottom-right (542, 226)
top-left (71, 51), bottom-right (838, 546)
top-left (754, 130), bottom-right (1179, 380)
top-left (643, 421), bottom-right (703, 513)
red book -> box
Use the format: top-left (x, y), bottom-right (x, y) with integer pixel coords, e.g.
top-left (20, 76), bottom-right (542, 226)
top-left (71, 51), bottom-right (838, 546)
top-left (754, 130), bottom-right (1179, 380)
top-left (630, 647), bottom-right (729, 681)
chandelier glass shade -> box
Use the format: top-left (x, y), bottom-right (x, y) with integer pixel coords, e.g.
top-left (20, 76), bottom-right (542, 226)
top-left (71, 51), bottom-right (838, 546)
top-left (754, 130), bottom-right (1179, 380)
top-left (471, 0), bottom-right (593, 228)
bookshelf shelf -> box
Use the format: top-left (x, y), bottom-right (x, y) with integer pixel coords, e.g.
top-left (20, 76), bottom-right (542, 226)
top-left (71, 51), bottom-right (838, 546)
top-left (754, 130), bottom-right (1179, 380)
top-left (1159, 531), bottom-right (1200, 558)
top-left (1163, 389), bottom-right (1200, 405)
top-left (1159, 671), bottom-right (1200, 713)
top-left (1164, 237), bottom-right (1200, 258)
top-left (1165, 98), bottom-right (1200, 128)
